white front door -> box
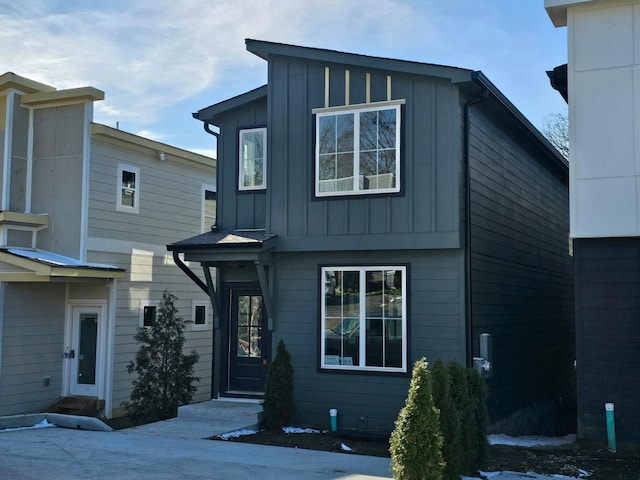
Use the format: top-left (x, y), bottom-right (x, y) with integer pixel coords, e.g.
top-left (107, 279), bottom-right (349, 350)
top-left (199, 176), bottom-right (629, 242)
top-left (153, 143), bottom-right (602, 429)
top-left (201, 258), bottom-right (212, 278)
top-left (70, 306), bottom-right (102, 396)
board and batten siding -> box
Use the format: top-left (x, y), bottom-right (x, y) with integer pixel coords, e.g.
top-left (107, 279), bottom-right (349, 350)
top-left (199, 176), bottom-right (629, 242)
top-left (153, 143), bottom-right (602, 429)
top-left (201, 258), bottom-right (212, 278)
top-left (574, 237), bottom-right (640, 444)
top-left (0, 283), bottom-right (66, 416)
top-left (468, 105), bottom-right (574, 425)
top-left (214, 99), bottom-right (268, 231)
top-left (88, 139), bottom-right (214, 245)
top-left (265, 56), bottom-right (460, 252)
top-left (271, 249), bottom-right (465, 432)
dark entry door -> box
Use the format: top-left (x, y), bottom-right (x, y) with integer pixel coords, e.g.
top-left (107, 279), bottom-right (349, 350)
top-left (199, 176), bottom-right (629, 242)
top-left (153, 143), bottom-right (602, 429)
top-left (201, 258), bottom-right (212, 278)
top-left (228, 290), bottom-right (267, 392)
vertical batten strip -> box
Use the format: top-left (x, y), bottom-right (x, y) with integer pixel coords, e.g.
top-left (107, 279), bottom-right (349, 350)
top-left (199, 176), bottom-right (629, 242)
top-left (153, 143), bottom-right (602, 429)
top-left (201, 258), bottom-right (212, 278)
top-left (345, 69), bottom-right (350, 106)
top-left (324, 67), bottom-right (330, 107)
top-left (366, 73), bottom-right (371, 103)
top-left (387, 75), bottom-right (392, 101)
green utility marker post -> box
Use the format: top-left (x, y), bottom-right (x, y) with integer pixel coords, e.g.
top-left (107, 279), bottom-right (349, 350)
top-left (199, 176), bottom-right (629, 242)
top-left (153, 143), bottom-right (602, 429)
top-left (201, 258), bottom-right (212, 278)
top-left (605, 402), bottom-right (616, 453)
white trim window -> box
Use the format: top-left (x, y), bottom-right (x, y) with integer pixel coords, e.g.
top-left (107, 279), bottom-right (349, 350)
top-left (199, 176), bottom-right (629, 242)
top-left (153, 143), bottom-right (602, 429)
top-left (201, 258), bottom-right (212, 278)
top-left (117, 164), bottom-right (140, 213)
top-left (139, 301), bottom-right (159, 328)
top-left (191, 301), bottom-right (209, 331)
top-left (321, 266), bottom-right (407, 372)
top-left (202, 184), bottom-right (217, 232)
top-left (314, 100), bottom-right (403, 197)
top-left (239, 127), bottom-right (266, 191)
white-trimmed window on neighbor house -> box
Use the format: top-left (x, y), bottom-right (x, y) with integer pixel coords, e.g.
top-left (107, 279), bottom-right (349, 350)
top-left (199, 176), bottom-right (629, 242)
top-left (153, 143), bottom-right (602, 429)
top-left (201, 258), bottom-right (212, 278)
top-left (139, 301), bottom-right (158, 328)
top-left (314, 100), bottom-right (403, 197)
top-left (191, 301), bottom-right (209, 331)
top-left (239, 127), bottom-right (266, 191)
top-left (202, 185), bottom-right (217, 232)
top-left (117, 164), bottom-right (140, 213)
top-left (321, 266), bottom-right (406, 372)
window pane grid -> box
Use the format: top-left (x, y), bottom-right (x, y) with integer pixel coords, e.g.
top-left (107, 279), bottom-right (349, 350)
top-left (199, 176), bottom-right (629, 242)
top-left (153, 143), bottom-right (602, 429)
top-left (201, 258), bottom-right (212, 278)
top-left (316, 104), bottom-right (400, 196)
top-left (322, 266), bottom-right (405, 372)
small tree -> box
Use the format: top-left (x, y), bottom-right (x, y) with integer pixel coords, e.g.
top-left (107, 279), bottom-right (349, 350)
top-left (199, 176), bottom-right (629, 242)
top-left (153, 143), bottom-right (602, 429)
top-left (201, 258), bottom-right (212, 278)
top-left (390, 358), bottom-right (444, 480)
top-left (447, 361), bottom-right (476, 476)
top-left (124, 290), bottom-right (200, 423)
top-left (262, 339), bottom-right (296, 428)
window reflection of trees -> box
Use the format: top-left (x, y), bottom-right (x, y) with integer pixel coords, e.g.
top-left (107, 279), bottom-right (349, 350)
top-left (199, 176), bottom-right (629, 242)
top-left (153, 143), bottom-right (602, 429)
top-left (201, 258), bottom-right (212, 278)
top-left (237, 295), bottom-right (262, 358)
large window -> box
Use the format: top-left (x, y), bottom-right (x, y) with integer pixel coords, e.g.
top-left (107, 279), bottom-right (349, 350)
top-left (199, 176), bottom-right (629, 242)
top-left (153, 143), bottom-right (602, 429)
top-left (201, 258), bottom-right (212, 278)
top-left (314, 100), bottom-right (403, 197)
top-left (321, 266), bottom-right (406, 372)
top-left (239, 127), bottom-right (266, 191)
top-left (117, 164), bottom-right (140, 213)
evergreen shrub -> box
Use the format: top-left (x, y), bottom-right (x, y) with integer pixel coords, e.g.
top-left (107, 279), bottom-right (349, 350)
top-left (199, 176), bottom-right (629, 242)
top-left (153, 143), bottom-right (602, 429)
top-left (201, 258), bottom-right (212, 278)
top-left (390, 358), bottom-right (444, 480)
top-left (262, 339), bottom-right (296, 428)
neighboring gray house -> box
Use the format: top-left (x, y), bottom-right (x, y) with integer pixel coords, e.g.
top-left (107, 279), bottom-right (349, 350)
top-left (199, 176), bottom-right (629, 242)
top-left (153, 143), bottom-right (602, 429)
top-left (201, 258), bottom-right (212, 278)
top-left (170, 40), bottom-right (574, 434)
top-left (547, 0), bottom-right (640, 444)
top-left (0, 72), bottom-right (215, 419)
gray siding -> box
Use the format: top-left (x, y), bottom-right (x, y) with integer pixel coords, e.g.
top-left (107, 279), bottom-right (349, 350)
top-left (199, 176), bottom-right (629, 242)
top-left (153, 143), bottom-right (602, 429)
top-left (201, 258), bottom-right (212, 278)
top-left (468, 105), bottom-right (574, 425)
top-left (0, 283), bottom-right (66, 416)
top-left (215, 100), bottom-right (267, 231)
top-left (10, 95), bottom-right (29, 212)
top-left (271, 249), bottom-right (465, 432)
top-left (574, 238), bottom-right (640, 444)
top-left (88, 140), bottom-right (214, 245)
top-left (32, 104), bottom-right (84, 258)
top-left (265, 57), bottom-right (461, 252)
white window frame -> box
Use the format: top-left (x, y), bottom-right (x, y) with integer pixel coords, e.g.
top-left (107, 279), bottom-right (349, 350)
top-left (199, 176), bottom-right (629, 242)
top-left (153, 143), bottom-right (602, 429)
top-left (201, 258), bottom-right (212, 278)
top-left (320, 265), bottom-right (407, 373)
top-left (139, 300), bottom-right (159, 328)
top-left (238, 127), bottom-right (267, 191)
top-left (202, 184), bottom-right (217, 233)
top-left (191, 301), bottom-right (209, 331)
top-left (313, 100), bottom-right (404, 197)
top-left (117, 164), bottom-right (140, 214)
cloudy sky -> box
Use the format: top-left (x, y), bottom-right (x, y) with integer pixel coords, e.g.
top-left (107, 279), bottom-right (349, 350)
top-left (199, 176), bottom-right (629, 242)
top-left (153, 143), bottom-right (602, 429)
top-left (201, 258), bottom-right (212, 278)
top-left (0, 1), bottom-right (568, 157)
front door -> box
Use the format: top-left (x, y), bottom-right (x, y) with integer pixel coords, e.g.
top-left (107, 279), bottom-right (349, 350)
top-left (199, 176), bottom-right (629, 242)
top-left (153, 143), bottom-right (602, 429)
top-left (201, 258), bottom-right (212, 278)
top-left (70, 307), bottom-right (102, 397)
top-left (228, 290), bottom-right (267, 393)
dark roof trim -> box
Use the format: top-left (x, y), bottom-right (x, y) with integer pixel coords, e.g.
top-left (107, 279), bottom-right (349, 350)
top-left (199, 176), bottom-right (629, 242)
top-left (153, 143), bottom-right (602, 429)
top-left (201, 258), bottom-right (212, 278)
top-left (193, 85), bottom-right (267, 122)
top-left (470, 71), bottom-right (568, 171)
top-left (547, 64), bottom-right (568, 103)
top-left (167, 230), bottom-right (277, 252)
top-left (245, 38), bottom-right (474, 84)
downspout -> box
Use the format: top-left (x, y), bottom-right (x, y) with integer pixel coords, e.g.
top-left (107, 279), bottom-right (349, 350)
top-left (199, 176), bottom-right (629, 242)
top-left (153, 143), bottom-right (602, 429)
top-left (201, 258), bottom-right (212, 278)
top-left (463, 78), bottom-right (489, 367)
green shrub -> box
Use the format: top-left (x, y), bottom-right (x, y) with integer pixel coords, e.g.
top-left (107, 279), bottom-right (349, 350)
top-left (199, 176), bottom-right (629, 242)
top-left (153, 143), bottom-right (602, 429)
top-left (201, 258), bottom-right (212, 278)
top-left (466, 367), bottom-right (489, 469)
top-left (447, 361), bottom-right (475, 475)
top-left (124, 290), bottom-right (200, 424)
top-left (390, 358), bottom-right (444, 480)
top-left (431, 360), bottom-right (462, 480)
top-left (262, 339), bottom-right (296, 428)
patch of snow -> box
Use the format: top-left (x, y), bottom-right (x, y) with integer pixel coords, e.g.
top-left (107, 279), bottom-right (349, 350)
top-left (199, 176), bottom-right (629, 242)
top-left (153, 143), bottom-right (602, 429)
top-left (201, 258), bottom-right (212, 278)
top-left (282, 426), bottom-right (320, 434)
top-left (489, 434), bottom-right (576, 447)
top-left (577, 468), bottom-right (591, 477)
top-left (340, 442), bottom-right (353, 451)
top-left (217, 428), bottom-right (258, 440)
top-left (463, 472), bottom-right (582, 480)
top-left (1, 419), bottom-right (56, 432)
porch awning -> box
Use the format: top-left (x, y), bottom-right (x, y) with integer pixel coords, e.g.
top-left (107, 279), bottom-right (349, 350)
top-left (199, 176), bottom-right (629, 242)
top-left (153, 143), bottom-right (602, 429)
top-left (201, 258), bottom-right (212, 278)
top-left (0, 247), bottom-right (126, 282)
top-left (167, 229), bottom-right (277, 264)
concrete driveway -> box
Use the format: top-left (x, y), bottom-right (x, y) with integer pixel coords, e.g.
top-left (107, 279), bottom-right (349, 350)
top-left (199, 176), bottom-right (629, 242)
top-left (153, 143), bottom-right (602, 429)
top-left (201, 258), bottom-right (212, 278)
top-left (0, 426), bottom-right (393, 480)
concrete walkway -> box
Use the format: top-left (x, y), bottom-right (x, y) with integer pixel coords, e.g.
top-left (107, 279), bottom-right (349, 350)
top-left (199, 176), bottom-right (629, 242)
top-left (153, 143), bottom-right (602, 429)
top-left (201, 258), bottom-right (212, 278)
top-left (0, 399), bottom-right (393, 480)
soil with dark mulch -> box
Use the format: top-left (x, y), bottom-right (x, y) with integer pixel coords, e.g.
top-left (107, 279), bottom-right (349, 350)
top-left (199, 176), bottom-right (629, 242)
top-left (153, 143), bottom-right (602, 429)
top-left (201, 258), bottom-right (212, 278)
top-left (214, 428), bottom-right (640, 479)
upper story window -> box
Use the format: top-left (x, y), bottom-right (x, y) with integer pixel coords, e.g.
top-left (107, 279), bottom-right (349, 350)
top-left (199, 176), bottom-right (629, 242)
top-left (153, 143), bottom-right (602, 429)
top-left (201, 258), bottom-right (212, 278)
top-left (321, 265), bottom-right (407, 373)
top-left (314, 100), bottom-right (403, 197)
top-left (117, 164), bottom-right (140, 214)
top-left (239, 127), bottom-right (266, 191)
top-left (202, 184), bottom-right (217, 232)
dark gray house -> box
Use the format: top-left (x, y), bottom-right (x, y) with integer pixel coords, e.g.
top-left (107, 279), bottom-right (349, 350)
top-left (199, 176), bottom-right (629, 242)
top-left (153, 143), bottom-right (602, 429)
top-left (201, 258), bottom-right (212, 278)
top-left (169, 40), bottom-right (574, 434)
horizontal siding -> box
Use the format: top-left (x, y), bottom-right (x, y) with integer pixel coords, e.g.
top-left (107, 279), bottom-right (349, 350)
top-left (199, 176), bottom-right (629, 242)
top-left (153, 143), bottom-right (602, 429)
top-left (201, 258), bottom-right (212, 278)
top-left (468, 106), bottom-right (574, 424)
top-left (90, 250), bottom-right (214, 411)
top-left (0, 283), bottom-right (66, 416)
top-left (270, 249), bottom-right (464, 432)
top-left (574, 238), bottom-right (640, 444)
top-left (88, 139), bottom-right (216, 245)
